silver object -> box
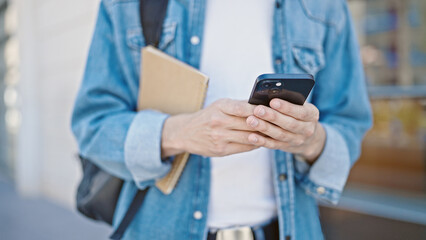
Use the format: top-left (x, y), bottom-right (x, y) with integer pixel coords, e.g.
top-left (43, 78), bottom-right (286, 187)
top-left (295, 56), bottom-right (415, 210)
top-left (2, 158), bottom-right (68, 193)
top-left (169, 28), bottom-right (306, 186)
top-left (215, 226), bottom-right (254, 240)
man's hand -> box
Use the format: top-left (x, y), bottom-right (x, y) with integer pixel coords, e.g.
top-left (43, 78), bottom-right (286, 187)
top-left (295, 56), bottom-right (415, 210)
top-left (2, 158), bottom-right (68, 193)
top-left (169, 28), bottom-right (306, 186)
top-left (162, 99), bottom-right (259, 158)
top-left (246, 98), bottom-right (326, 163)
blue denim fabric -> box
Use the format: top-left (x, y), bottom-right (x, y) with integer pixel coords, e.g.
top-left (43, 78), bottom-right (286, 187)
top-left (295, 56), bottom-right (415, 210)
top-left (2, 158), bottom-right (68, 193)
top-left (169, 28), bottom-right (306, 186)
top-left (71, 0), bottom-right (372, 239)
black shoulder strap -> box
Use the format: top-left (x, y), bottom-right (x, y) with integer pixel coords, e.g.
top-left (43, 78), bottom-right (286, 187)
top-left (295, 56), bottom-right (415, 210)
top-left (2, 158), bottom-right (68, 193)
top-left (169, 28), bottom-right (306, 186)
top-left (109, 189), bottom-right (149, 240)
top-left (140, 0), bottom-right (169, 47)
top-left (109, 1), bottom-right (169, 239)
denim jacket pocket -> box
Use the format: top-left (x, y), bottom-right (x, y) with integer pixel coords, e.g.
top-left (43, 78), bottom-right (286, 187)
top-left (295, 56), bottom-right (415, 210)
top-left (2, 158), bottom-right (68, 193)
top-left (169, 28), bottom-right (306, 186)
top-left (292, 45), bottom-right (326, 76)
top-left (298, 0), bottom-right (345, 33)
top-left (126, 20), bottom-right (178, 64)
top-left (158, 21), bottom-right (177, 51)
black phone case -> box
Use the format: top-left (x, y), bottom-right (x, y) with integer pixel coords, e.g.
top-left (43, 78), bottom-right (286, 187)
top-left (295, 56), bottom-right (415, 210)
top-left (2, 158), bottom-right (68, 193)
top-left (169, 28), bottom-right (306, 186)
top-left (248, 74), bottom-right (315, 106)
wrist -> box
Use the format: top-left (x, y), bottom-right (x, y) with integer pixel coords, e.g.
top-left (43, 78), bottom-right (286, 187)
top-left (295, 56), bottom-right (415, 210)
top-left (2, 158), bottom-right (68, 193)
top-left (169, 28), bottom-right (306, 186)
top-left (161, 114), bottom-right (188, 158)
top-left (300, 122), bottom-right (326, 163)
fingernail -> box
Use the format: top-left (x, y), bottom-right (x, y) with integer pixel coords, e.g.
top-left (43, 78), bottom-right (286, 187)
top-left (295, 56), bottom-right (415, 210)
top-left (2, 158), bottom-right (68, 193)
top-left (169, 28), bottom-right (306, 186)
top-left (249, 118), bottom-right (259, 127)
top-left (250, 135), bottom-right (258, 143)
top-left (271, 100), bottom-right (280, 109)
top-left (257, 107), bottom-right (265, 116)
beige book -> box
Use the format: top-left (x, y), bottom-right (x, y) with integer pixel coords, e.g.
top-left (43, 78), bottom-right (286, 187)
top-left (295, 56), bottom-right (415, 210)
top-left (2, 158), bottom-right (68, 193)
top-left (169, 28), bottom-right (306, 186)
top-left (138, 46), bottom-right (209, 195)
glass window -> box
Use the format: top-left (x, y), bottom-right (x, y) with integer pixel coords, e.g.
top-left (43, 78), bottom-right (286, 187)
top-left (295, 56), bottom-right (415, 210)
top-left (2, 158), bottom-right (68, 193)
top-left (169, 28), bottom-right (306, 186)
top-left (338, 0), bottom-right (426, 226)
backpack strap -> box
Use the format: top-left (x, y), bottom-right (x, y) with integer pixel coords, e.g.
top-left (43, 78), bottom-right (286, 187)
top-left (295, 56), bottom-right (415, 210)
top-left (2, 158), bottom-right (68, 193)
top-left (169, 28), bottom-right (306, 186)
top-left (109, 1), bottom-right (169, 239)
top-left (140, 0), bottom-right (170, 47)
top-left (109, 189), bottom-right (149, 240)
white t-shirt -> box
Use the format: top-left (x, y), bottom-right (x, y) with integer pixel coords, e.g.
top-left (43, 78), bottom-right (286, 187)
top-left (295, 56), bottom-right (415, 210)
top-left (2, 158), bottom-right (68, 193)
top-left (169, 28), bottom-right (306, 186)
top-left (200, 0), bottom-right (277, 228)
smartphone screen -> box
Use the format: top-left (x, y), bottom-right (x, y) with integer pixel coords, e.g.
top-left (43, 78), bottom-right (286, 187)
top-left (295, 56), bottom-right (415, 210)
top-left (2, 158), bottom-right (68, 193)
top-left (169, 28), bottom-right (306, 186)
top-left (248, 74), bottom-right (315, 106)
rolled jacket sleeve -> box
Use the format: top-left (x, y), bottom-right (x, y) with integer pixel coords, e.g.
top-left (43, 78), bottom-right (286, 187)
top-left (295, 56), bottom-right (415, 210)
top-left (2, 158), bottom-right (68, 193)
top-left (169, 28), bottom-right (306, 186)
top-left (125, 110), bottom-right (171, 189)
top-left (294, 123), bottom-right (351, 204)
top-left (294, 2), bottom-right (372, 204)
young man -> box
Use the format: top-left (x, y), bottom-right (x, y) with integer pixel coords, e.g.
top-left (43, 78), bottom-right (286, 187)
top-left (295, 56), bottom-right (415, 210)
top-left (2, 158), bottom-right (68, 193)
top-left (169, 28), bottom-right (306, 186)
top-left (71, 0), bottom-right (372, 239)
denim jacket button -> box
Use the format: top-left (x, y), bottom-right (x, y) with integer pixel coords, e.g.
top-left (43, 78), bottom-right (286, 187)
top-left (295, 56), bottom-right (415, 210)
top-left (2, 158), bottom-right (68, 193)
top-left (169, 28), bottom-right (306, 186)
top-left (316, 186), bottom-right (326, 195)
top-left (274, 58), bottom-right (282, 65)
top-left (193, 211), bottom-right (203, 220)
top-left (190, 36), bottom-right (200, 45)
top-left (279, 173), bottom-right (287, 181)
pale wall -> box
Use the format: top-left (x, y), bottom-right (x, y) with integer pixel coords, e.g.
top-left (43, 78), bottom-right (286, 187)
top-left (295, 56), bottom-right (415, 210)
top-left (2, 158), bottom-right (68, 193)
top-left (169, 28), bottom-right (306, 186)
top-left (16, 0), bottom-right (100, 208)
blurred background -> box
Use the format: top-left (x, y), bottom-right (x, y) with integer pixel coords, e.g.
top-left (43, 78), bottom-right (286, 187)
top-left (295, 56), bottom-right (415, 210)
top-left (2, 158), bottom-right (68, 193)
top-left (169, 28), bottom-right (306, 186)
top-left (0, 0), bottom-right (425, 239)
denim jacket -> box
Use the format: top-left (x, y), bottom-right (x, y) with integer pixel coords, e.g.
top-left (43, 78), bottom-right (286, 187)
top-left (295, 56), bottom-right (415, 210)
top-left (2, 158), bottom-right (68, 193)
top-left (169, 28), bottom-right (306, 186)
top-left (71, 0), bottom-right (372, 239)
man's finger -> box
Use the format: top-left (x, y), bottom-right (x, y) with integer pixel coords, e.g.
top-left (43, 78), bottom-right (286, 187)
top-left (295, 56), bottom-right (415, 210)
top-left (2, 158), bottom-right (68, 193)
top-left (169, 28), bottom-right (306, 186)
top-left (253, 105), bottom-right (311, 135)
top-left (224, 143), bottom-right (259, 156)
top-left (246, 116), bottom-right (301, 143)
top-left (248, 133), bottom-right (289, 150)
top-left (224, 130), bottom-right (258, 145)
top-left (269, 99), bottom-right (319, 121)
top-left (226, 115), bottom-right (256, 131)
top-left (217, 99), bottom-right (256, 117)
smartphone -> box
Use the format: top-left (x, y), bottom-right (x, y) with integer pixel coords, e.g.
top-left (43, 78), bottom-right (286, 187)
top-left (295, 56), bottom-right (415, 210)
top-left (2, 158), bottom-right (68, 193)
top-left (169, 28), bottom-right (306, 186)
top-left (248, 73), bottom-right (315, 106)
